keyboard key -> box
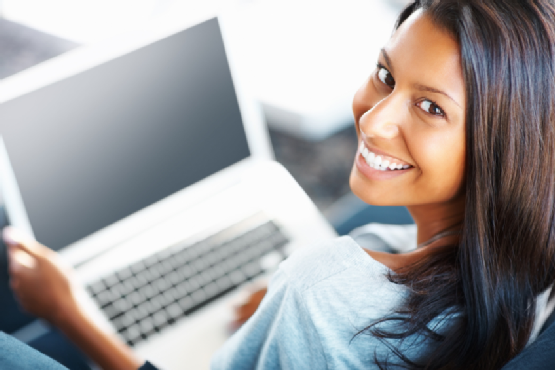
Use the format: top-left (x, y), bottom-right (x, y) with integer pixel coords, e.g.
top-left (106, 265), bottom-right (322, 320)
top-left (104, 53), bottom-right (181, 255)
top-left (109, 284), bottom-right (125, 300)
top-left (139, 284), bottom-right (157, 300)
top-left (113, 297), bottom-right (133, 313)
top-left (103, 304), bottom-right (121, 320)
top-left (204, 282), bottom-right (219, 298)
top-left (114, 313), bottom-right (135, 331)
top-left (139, 318), bottom-right (155, 338)
top-left (166, 270), bottom-right (183, 286)
top-left (178, 296), bottom-right (194, 312)
top-left (87, 280), bottom-right (106, 296)
top-left (173, 281), bottom-right (189, 299)
top-left (229, 270), bottom-right (246, 286)
top-left (146, 266), bottom-right (163, 281)
top-left (96, 290), bottom-right (116, 308)
top-left (158, 259), bottom-right (174, 275)
top-left (122, 325), bottom-right (141, 344)
top-left (154, 278), bottom-right (170, 293)
top-left (103, 274), bottom-right (120, 289)
top-left (130, 261), bottom-right (146, 274)
top-left (216, 276), bottom-right (232, 291)
top-left (162, 288), bottom-right (177, 305)
top-left (193, 256), bottom-right (208, 272)
top-left (133, 272), bottom-right (150, 287)
top-left (191, 289), bottom-right (206, 304)
top-left (118, 280), bottom-right (136, 297)
top-left (166, 303), bottom-right (184, 320)
top-left (116, 267), bottom-right (133, 281)
top-left (187, 276), bottom-right (200, 291)
top-left (242, 260), bottom-right (262, 279)
top-left (143, 254), bottom-right (160, 269)
top-left (198, 270), bottom-right (213, 286)
top-left (132, 305), bottom-right (150, 322)
top-left (128, 291), bottom-right (145, 306)
top-left (152, 311), bottom-right (169, 330)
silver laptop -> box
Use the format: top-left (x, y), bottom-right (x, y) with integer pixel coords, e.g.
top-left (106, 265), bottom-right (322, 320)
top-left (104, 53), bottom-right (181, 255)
top-left (0, 14), bottom-right (336, 369)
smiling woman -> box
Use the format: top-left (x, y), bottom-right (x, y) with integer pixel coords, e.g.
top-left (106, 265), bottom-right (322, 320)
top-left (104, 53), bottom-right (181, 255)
top-left (349, 0), bottom-right (555, 369)
top-left (4, 1), bottom-right (555, 370)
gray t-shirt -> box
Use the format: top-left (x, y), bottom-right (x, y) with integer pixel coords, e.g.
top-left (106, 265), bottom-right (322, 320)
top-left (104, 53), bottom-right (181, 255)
top-left (211, 232), bottom-right (446, 369)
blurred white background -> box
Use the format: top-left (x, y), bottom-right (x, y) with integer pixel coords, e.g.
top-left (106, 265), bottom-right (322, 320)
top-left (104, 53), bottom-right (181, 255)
top-left (0, 0), bottom-right (410, 140)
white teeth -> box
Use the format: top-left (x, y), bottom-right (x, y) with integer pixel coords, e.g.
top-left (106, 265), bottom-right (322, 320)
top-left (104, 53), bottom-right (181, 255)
top-left (365, 153), bottom-right (373, 167)
top-left (359, 143), bottom-right (412, 171)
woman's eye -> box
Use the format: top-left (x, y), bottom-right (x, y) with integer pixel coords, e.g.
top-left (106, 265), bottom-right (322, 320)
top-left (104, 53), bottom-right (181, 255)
top-left (417, 99), bottom-right (445, 117)
top-left (377, 66), bottom-right (395, 89)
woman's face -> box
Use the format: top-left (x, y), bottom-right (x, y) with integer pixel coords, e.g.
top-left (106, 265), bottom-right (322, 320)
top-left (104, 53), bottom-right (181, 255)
top-left (350, 10), bottom-right (466, 208)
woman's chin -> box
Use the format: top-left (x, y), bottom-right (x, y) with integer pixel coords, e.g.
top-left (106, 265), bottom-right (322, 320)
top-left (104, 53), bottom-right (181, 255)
top-left (349, 170), bottom-right (407, 207)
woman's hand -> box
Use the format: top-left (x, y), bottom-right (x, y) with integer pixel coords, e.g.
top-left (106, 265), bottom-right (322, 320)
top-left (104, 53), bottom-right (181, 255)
top-left (4, 226), bottom-right (143, 370)
top-left (232, 286), bottom-right (267, 329)
top-left (3, 226), bottom-right (80, 327)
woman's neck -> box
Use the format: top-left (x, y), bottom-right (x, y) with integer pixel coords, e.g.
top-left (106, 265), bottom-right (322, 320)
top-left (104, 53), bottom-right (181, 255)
top-left (363, 196), bottom-right (466, 272)
top-left (407, 196), bottom-right (466, 246)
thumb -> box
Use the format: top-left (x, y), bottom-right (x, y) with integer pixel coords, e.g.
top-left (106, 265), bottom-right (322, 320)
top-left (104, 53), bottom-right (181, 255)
top-left (3, 227), bottom-right (41, 257)
top-left (7, 244), bottom-right (37, 275)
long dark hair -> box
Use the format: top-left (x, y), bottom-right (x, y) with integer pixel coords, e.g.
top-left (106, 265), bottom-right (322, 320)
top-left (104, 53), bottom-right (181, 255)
top-left (368, 1), bottom-right (555, 369)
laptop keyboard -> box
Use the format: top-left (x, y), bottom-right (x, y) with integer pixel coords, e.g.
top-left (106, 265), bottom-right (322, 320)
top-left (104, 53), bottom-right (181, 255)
top-left (86, 220), bottom-right (288, 345)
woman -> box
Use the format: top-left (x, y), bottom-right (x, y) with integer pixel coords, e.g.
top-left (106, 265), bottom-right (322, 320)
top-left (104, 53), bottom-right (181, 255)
top-left (5, 0), bottom-right (555, 369)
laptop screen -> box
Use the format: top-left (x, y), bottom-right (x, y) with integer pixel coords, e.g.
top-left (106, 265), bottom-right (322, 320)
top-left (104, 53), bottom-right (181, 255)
top-left (0, 18), bottom-right (250, 251)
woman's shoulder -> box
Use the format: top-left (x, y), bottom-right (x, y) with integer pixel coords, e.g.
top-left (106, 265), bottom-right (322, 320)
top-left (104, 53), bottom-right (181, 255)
top-left (265, 236), bottom-right (412, 367)
top-left (278, 235), bottom-right (405, 302)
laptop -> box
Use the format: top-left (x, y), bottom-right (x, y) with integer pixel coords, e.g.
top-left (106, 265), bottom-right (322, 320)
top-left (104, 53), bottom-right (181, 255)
top-left (0, 14), bottom-right (336, 369)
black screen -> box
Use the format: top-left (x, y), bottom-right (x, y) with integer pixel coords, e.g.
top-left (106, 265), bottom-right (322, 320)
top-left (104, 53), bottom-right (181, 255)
top-left (0, 18), bottom-right (251, 251)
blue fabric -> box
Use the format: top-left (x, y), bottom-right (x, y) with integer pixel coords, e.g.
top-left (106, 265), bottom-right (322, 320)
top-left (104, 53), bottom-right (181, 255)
top-left (0, 331), bottom-right (159, 370)
top-left (27, 328), bottom-right (93, 370)
top-left (211, 236), bottom-right (451, 369)
top-left (501, 318), bottom-right (555, 369)
top-left (0, 331), bottom-right (68, 369)
top-left (139, 361), bottom-right (160, 370)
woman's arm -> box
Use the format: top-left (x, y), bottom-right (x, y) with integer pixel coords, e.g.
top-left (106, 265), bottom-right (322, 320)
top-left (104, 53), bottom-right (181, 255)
top-left (4, 227), bottom-right (143, 370)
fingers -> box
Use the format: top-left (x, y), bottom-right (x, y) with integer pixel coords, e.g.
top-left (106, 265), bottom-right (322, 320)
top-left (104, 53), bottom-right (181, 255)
top-left (232, 287), bottom-right (267, 326)
top-left (3, 227), bottom-right (41, 288)
top-left (9, 248), bottom-right (37, 270)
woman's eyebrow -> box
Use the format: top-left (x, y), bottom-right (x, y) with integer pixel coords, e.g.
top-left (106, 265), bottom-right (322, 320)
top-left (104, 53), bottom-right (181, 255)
top-left (414, 83), bottom-right (462, 108)
top-left (380, 49), bottom-right (394, 73)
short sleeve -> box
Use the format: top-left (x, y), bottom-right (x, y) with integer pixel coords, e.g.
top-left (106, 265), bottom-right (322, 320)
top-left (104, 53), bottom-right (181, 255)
top-left (211, 266), bottom-right (327, 370)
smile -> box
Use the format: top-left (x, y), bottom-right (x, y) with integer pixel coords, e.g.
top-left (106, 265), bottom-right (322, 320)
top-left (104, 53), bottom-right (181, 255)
top-left (358, 142), bottom-right (413, 171)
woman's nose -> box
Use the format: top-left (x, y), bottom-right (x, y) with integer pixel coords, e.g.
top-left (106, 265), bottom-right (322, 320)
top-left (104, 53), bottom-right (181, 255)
top-left (358, 96), bottom-right (402, 140)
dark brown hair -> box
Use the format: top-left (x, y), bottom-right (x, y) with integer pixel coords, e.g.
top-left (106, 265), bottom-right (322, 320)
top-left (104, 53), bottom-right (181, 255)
top-left (366, 1), bottom-right (555, 369)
